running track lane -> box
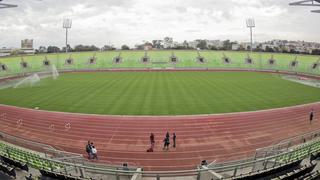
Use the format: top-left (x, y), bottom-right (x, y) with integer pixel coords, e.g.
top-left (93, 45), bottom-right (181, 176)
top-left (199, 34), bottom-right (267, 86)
top-left (0, 103), bottom-right (320, 171)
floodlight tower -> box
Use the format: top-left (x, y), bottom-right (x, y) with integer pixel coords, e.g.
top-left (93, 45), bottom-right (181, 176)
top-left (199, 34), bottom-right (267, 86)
top-left (289, 0), bottom-right (320, 13)
top-left (246, 18), bottom-right (255, 53)
top-left (63, 18), bottom-right (72, 53)
top-left (0, 0), bottom-right (17, 9)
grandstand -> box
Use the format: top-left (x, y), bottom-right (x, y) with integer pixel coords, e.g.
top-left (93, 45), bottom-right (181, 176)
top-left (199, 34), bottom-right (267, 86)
top-left (1, 2), bottom-right (320, 179)
top-left (0, 51), bottom-right (319, 77)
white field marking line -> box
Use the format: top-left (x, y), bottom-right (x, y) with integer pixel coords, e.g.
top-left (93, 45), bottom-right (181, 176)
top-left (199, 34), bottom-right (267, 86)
top-left (107, 133), bottom-right (115, 144)
top-left (0, 102), bottom-right (319, 119)
top-left (208, 159), bottom-right (217, 166)
top-left (65, 123), bottom-right (71, 131)
top-left (16, 119), bottom-right (22, 128)
top-left (49, 124), bottom-right (55, 131)
top-left (1, 69), bottom-right (320, 118)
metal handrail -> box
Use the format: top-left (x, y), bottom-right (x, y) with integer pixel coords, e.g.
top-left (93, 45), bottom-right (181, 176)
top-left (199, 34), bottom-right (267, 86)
top-left (1, 130), bottom-right (320, 178)
top-left (0, 131), bottom-right (55, 151)
top-left (256, 128), bottom-right (320, 153)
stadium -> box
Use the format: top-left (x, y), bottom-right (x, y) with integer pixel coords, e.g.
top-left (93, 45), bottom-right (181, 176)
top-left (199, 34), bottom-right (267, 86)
top-left (1, 1), bottom-right (320, 180)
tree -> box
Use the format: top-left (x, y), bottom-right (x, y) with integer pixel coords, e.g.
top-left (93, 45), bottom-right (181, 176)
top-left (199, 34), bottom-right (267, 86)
top-left (265, 46), bottom-right (275, 52)
top-left (254, 44), bottom-right (263, 52)
top-left (102, 45), bottom-right (116, 51)
top-left (152, 40), bottom-right (163, 49)
top-left (209, 46), bottom-right (218, 50)
top-left (312, 49), bottom-right (320, 55)
top-left (47, 46), bottom-right (60, 53)
top-left (121, 45), bottom-right (130, 50)
top-left (196, 40), bottom-right (207, 50)
top-left (73, 45), bottom-right (99, 52)
top-left (183, 40), bottom-right (189, 49)
top-left (222, 40), bottom-right (232, 50)
top-left (134, 44), bottom-right (144, 50)
top-left (62, 44), bottom-right (73, 52)
top-left (38, 46), bottom-right (47, 53)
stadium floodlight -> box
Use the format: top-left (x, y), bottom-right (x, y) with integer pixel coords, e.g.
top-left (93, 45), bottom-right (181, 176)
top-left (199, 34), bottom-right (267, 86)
top-left (289, 0), bottom-right (320, 13)
top-left (63, 18), bottom-right (72, 53)
top-left (0, 0), bottom-right (17, 9)
top-left (246, 18), bottom-right (255, 53)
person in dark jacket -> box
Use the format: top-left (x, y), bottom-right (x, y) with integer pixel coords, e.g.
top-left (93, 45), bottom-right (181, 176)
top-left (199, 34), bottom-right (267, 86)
top-left (310, 109), bottom-right (315, 124)
top-left (166, 132), bottom-right (170, 139)
top-left (173, 133), bottom-right (176, 148)
top-left (150, 133), bottom-right (155, 149)
top-left (163, 136), bottom-right (170, 150)
top-left (86, 141), bottom-right (92, 159)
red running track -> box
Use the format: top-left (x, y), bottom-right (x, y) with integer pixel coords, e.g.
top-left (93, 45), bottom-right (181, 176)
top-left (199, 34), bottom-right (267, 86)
top-left (0, 103), bottom-right (320, 171)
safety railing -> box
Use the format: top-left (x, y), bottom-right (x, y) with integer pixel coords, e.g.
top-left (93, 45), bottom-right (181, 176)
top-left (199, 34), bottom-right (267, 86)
top-left (1, 129), bottom-right (320, 179)
top-left (254, 128), bottom-right (320, 159)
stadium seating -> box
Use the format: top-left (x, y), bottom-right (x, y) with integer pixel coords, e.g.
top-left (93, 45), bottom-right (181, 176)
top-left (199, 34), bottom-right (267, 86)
top-left (277, 140), bottom-right (320, 163)
top-left (271, 163), bottom-right (316, 180)
top-left (1, 155), bottom-right (28, 171)
top-left (1, 138), bottom-right (320, 179)
top-left (0, 51), bottom-right (319, 77)
top-left (228, 159), bottom-right (302, 180)
top-left (39, 169), bottom-right (86, 180)
top-left (0, 141), bottom-right (63, 171)
top-left (298, 170), bottom-right (320, 180)
top-left (0, 161), bottom-right (16, 178)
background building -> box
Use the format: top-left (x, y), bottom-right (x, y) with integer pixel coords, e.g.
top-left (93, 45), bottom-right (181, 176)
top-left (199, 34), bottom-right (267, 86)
top-left (20, 39), bottom-right (35, 54)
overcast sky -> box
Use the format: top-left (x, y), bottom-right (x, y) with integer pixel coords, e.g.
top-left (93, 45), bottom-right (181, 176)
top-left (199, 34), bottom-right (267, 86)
top-left (0, 0), bottom-right (319, 48)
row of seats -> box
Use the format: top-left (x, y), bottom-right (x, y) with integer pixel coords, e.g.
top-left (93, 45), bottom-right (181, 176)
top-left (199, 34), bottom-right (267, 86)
top-left (1, 155), bottom-right (28, 171)
top-left (39, 169), bottom-right (87, 180)
top-left (0, 161), bottom-right (16, 178)
top-left (223, 139), bottom-right (320, 180)
top-left (1, 139), bottom-right (320, 179)
top-left (271, 163), bottom-right (316, 180)
top-left (0, 141), bottom-right (63, 171)
top-left (277, 140), bottom-right (320, 163)
top-left (300, 170), bottom-right (320, 180)
top-left (0, 58), bottom-right (317, 67)
top-left (228, 159), bottom-right (302, 180)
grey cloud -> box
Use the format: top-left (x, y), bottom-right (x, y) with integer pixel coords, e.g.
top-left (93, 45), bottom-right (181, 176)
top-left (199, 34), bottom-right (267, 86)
top-left (0, 0), bottom-right (319, 48)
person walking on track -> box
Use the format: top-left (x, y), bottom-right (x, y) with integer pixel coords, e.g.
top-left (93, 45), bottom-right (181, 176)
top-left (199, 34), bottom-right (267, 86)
top-left (86, 141), bottom-right (92, 159)
top-left (150, 133), bottom-right (155, 149)
top-left (173, 133), bottom-right (176, 148)
top-left (310, 109), bottom-right (315, 124)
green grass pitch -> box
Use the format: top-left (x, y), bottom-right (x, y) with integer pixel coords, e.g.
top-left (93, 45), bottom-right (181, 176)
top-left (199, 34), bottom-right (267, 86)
top-left (0, 71), bottom-right (320, 115)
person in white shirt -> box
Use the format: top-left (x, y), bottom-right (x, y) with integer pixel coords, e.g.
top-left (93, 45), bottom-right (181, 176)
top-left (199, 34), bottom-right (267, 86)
top-left (91, 146), bottom-right (98, 160)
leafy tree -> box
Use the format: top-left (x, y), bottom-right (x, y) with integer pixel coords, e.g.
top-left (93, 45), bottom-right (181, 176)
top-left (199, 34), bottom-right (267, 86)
top-left (38, 46), bottom-right (47, 53)
top-left (312, 49), bottom-right (320, 55)
top-left (265, 46), bottom-right (275, 52)
top-left (134, 44), bottom-right (144, 50)
top-left (121, 45), bottom-right (130, 50)
top-left (209, 46), bottom-right (218, 50)
top-left (102, 45), bottom-right (116, 51)
top-left (74, 45), bottom-right (99, 52)
top-left (47, 46), bottom-right (60, 53)
top-left (196, 40), bottom-right (207, 50)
